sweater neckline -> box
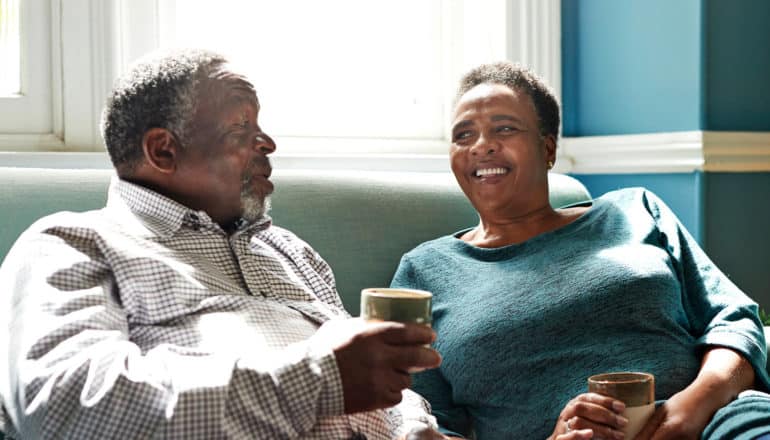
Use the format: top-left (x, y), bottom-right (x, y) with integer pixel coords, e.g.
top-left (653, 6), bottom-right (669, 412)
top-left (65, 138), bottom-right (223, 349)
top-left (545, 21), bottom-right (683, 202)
top-left (448, 198), bottom-right (603, 258)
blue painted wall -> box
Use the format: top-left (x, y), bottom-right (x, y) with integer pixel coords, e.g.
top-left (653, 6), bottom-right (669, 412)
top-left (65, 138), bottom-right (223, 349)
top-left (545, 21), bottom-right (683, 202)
top-left (704, 0), bottom-right (770, 131)
top-left (572, 173), bottom-right (703, 243)
top-left (703, 173), bottom-right (770, 305)
top-left (561, 0), bottom-right (703, 136)
top-left (562, 1), bottom-right (770, 308)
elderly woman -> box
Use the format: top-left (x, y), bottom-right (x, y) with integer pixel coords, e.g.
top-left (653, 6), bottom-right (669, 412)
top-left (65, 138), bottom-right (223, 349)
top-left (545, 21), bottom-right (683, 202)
top-left (391, 61), bottom-right (770, 440)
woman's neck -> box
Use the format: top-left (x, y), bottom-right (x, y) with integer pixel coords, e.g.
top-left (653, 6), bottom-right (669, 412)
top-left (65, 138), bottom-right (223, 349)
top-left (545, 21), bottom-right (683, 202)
top-left (461, 205), bottom-right (589, 248)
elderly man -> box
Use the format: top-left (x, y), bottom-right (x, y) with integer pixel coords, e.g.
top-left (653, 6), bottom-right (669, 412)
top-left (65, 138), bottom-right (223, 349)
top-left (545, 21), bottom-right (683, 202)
top-left (0, 49), bottom-right (443, 439)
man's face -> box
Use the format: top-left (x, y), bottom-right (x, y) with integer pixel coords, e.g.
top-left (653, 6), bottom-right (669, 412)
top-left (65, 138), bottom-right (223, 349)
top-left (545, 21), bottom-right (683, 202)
top-left (174, 66), bottom-right (277, 228)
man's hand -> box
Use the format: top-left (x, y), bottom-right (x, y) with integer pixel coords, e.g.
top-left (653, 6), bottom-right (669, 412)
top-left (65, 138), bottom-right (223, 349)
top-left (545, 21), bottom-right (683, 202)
top-left (312, 318), bottom-right (441, 414)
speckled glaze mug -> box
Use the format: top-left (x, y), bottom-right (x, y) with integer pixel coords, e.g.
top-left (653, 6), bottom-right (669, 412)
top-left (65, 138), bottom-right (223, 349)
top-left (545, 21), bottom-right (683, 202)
top-left (360, 288), bottom-right (432, 326)
top-left (588, 372), bottom-right (655, 440)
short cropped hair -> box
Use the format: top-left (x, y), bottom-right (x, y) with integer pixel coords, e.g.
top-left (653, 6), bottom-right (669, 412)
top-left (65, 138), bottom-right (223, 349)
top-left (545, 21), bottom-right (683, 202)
top-left (100, 48), bottom-right (227, 174)
top-left (456, 61), bottom-right (560, 139)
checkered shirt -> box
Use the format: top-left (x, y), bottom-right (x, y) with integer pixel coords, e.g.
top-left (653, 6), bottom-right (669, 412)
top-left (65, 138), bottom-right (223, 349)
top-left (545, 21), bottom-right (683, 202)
top-left (0, 177), bottom-right (435, 439)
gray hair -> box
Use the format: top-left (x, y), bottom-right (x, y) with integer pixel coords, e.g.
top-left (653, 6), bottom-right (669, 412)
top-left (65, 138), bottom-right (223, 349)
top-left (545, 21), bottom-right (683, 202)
top-left (100, 48), bottom-right (228, 174)
top-left (456, 61), bottom-right (560, 139)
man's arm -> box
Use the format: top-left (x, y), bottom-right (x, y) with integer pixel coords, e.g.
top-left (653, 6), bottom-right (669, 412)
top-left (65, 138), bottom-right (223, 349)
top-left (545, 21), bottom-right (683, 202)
top-left (2, 227), bottom-right (442, 438)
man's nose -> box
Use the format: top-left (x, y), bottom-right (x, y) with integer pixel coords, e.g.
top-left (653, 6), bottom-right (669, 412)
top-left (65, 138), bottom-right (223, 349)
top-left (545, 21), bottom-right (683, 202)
top-left (255, 132), bottom-right (277, 155)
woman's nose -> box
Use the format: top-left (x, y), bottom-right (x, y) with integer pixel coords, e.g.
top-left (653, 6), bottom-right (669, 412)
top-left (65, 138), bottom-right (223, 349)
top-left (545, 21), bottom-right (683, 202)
top-left (469, 133), bottom-right (498, 156)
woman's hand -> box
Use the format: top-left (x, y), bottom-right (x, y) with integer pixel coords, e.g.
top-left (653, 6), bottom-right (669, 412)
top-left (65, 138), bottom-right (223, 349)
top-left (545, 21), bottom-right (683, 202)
top-left (633, 386), bottom-right (710, 440)
top-left (549, 393), bottom-right (628, 440)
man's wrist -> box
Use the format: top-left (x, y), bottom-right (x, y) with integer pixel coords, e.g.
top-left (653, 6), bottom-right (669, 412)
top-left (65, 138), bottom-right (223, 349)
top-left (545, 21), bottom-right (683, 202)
top-left (306, 341), bottom-right (347, 417)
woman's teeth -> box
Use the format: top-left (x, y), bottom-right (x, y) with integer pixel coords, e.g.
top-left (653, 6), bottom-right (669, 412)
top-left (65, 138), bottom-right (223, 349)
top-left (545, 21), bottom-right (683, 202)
top-left (476, 167), bottom-right (507, 177)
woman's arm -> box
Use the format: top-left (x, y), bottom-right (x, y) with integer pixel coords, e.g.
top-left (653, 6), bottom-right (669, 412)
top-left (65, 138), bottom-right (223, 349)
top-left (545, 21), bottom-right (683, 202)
top-left (635, 347), bottom-right (755, 440)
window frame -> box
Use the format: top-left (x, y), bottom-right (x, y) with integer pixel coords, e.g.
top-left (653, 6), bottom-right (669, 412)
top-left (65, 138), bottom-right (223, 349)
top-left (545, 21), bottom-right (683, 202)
top-left (0, 0), bottom-right (58, 148)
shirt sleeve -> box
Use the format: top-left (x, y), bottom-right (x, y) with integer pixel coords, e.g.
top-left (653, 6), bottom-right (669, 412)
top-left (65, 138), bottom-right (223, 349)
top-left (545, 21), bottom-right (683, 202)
top-left (386, 389), bottom-right (439, 438)
top-left (642, 189), bottom-right (770, 390)
top-left (391, 256), bottom-right (471, 438)
top-left (0, 228), bottom-right (346, 439)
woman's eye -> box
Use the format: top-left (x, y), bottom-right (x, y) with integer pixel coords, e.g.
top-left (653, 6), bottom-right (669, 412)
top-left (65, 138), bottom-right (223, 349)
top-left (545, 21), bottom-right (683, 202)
top-left (453, 131), bottom-right (472, 142)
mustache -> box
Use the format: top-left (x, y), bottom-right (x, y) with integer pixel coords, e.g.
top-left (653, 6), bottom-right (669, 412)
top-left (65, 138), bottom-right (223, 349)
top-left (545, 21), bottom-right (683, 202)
top-left (242, 157), bottom-right (272, 183)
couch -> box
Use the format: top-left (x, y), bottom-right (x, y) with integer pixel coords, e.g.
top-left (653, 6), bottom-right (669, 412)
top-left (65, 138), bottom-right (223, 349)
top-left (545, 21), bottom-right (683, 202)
top-left (0, 167), bottom-right (591, 313)
top-left (0, 167), bottom-right (767, 438)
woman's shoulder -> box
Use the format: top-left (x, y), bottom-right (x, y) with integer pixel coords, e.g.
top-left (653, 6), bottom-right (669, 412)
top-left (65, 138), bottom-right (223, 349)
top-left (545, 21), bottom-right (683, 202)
top-left (594, 187), bottom-right (668, 210)
top-left (591, 187), bottom-right (680, 227)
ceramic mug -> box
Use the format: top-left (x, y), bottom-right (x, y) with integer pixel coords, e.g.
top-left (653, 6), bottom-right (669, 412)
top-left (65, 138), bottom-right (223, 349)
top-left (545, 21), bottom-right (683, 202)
top-left (360, 288), bottom-right (432, 326)
top-left (587, 372), bottom-right (655, 440)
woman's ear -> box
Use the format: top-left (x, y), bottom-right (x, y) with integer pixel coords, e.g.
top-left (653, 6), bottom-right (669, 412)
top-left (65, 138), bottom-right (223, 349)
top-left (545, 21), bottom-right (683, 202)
top-left (543, 134), bottom-right (557, 165)
top-left (142, 128), bottom-right (178, 175)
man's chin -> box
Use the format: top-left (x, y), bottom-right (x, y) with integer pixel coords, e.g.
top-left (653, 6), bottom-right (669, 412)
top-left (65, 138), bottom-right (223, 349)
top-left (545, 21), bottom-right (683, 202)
top-left (241, 195), bottom-right (270, 223)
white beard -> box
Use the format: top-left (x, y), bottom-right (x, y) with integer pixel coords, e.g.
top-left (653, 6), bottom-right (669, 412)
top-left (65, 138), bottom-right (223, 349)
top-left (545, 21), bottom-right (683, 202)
top-left (240, 192), bottom-right (270, 223)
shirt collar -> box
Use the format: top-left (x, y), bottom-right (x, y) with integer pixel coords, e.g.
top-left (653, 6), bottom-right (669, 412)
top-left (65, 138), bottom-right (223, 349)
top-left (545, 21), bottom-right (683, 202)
top-left (106, 177), bottom-right (273, 237)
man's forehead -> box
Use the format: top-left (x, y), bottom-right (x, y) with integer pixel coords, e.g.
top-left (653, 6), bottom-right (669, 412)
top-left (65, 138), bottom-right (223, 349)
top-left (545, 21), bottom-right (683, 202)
top-left (203, 63), bottom-right (258, 102)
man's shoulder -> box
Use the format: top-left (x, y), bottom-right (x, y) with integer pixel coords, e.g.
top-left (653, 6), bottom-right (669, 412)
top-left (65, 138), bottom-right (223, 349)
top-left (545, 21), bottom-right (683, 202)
top-left (17, 206), bottom-right (148, 248)
top-left (25, 209), bottom-right (106, 235)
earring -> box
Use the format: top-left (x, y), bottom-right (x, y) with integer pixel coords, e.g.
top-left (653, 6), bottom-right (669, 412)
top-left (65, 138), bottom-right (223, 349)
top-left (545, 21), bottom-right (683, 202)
top-left (547, 161), bottom-right (554, 169)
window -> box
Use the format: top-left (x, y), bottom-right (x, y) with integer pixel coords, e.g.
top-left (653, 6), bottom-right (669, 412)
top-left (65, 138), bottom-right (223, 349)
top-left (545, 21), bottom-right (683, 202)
top-left (0, 0), bottom-right (56, 146)
top-left (1, 0), bottom-right (560, 162)
top-left (0, 0), bottom-right (21, 95)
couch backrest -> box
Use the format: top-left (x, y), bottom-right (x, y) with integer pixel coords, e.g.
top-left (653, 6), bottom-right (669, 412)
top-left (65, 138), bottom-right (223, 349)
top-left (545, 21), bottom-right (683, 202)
top-left (0, 167), bottom-right (591, 313)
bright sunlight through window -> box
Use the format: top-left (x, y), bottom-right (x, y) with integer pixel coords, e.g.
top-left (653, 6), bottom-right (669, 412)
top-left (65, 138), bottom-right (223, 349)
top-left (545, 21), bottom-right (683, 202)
top-left (159, 0), bottom-right (445, 141)
top-left (0, 0), bottom-right (20, 96)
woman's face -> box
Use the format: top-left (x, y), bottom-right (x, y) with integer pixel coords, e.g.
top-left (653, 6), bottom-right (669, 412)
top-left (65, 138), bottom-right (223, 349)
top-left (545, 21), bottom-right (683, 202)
top-left (449, 83), bottom-right (555, 217)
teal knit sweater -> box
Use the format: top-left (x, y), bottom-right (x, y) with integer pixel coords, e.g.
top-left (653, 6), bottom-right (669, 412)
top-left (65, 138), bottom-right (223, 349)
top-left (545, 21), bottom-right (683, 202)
top-left (391, 188), bottom-right (770, 439)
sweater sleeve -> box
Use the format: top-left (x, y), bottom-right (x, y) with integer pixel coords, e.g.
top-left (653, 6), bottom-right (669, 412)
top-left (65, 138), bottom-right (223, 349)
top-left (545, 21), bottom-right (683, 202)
top-left (642, 189), bottom-right (770, 390)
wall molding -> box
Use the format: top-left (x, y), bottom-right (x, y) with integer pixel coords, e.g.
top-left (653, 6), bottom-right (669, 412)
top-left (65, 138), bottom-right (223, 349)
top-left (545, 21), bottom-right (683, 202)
top-left (3, 131), bottom-right (769, 175)
top-left (0, 134), bottom-right (65, 150)
top-left (702, 132), bottom-right (770, 172)
top-left (0, 151), bottom-right (451, 173)
top-left (561, 131), bottom-right (770, 174)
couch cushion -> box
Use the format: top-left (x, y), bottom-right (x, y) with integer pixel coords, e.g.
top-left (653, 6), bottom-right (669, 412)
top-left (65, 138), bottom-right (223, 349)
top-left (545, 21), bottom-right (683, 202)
top-left (0, 167), bottom-right (590, 313)
top-left (269, 170), bottom-right (590, 312)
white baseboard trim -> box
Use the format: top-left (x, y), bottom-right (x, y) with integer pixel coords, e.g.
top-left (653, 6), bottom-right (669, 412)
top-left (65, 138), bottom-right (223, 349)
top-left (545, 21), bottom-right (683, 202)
top-left (560, 131), bottom-right (770, 174)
